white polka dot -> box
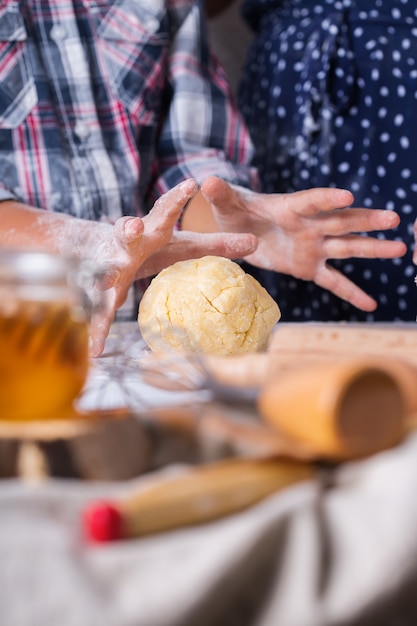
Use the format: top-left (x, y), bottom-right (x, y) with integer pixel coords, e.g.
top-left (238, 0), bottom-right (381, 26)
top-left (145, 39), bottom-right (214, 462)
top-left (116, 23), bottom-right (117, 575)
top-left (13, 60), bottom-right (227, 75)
top-left (377, 165), bottom-right (386, 176)
top-left (338, 162), bottom-right (350, 173)
top-left (394, 114), bottom-right (404, 125)
top-left (400, 136), bottom-right (410, 149)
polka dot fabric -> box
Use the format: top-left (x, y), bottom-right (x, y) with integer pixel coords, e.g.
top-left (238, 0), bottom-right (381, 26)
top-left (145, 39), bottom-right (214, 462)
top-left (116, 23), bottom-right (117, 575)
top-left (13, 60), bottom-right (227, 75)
top-left (239, 0), bottom-right (417, 321)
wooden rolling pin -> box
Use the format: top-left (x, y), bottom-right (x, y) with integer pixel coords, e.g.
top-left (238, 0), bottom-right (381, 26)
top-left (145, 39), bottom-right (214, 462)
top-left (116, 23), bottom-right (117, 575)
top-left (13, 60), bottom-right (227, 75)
top-left (258, 357), bottom-right (408, 459)
top-left (83, 457), bottom-right (314, 541)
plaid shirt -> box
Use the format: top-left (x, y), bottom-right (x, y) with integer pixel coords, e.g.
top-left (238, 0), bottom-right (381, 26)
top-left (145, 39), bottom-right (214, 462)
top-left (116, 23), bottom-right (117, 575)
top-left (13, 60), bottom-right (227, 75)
top-left (0, 0), bottom-right (257, 222)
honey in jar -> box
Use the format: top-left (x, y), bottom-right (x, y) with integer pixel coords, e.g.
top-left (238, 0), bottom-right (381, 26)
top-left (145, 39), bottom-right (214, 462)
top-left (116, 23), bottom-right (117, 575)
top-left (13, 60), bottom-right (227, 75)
top-left (0, 249), bottom-right (96, 421)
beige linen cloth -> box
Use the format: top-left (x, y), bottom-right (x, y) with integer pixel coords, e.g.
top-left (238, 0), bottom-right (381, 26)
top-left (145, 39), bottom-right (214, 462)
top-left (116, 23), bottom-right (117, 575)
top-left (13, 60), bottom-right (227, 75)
top-left (2, 429), bottom-right (417, 626)
top-left (3, 322), bottom-right (417, 626)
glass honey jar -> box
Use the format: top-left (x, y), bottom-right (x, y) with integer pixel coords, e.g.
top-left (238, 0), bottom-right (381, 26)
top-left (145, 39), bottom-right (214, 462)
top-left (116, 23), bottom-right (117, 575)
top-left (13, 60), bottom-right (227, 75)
top-left (0, 248), bottom-right (97, 421)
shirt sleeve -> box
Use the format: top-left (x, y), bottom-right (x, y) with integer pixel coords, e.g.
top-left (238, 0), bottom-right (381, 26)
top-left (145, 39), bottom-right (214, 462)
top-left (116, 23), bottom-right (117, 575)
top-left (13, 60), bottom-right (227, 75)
top-left (148, 2), bottom-right (259, 204)
top-left (0, 186), bottom-right (18, 202)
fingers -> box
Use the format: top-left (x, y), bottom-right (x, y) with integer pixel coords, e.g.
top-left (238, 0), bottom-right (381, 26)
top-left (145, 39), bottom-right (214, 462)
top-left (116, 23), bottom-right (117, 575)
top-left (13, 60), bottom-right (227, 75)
top-left (413, 220), bottom-right (417, 264)
top-left (137, 230), bottom-right (258, 278)
top-left (200, 176), bottom-right (243, 217)
top-left (310, 208), bottom-right (402, 237)
top-left (200, 181), bottom-right (361, 235)
top-left (322, 235), bottom-right (407, 260)
top-left (315, 265), bottom-right (378, 312)
top-left (113, 179), bottom-right (199, 252)
top-left (88, 289), bottom-right (117, 357)
top-left (144, 179), bottom-right (199, 232)
top-left (174, 230), bottom-right (258, 258)
top-left (89, 309), bottom-right (112, 357)
top-left (282, 187), bottom-right (355, 217)
top-left (113, 216), bottom-right (145, 251)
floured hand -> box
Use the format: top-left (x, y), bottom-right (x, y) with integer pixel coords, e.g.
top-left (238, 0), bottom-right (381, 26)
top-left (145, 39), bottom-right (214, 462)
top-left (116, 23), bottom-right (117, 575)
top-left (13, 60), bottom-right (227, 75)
top-left (200, 177), bottom-right (407, 312)
top-left (87, 180), bottom-right (257, 356)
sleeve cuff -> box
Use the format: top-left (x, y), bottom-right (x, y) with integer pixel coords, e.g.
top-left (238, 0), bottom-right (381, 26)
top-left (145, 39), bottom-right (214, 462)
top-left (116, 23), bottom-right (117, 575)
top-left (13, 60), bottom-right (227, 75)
top-left (0, 187), bottom-right (17, 202)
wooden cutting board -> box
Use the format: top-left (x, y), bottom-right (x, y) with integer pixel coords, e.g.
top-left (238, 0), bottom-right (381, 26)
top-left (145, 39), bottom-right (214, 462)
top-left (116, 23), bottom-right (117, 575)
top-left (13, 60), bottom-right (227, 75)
top-left (268, 322), bottom-right (417, 365)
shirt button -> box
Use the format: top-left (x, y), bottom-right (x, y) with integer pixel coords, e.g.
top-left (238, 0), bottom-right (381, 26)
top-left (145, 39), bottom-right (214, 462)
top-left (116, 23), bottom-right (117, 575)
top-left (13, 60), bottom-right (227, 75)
top-left (50, 24), bottom-right (67, 41)
top-left (145, 18), bottom-right (159, 33)
top-left (74, 121), bottom-right (90, 140)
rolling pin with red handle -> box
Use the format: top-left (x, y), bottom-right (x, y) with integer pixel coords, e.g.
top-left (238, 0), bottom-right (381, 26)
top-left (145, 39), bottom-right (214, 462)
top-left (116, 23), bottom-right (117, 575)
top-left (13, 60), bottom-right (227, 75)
top-left (83, 457), bottom-right (314, 542)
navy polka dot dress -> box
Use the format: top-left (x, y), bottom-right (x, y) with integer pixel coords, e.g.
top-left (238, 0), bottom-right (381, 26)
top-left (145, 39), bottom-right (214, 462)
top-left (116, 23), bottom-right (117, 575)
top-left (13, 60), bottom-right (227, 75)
top-left (238, 0), bottom-right (417, 321)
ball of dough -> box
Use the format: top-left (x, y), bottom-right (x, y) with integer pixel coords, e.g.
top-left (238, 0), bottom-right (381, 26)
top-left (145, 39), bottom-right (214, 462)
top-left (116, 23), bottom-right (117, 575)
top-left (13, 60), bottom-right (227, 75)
top-left (138, 256), bottom-right (281, 356)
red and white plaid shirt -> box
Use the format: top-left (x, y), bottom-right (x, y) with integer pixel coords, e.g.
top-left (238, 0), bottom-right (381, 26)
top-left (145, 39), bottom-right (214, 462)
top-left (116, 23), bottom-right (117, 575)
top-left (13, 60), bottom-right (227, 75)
top-left (0, 0), bottom-right (257, 222)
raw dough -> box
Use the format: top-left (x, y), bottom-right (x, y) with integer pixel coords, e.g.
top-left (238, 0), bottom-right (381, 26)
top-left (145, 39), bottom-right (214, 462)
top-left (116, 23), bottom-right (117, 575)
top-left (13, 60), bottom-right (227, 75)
top-left (138, 256), bottom-right (281, 355)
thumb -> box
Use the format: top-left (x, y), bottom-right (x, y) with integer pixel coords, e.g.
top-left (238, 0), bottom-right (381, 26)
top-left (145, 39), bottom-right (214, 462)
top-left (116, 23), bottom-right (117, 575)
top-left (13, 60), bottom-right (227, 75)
top-left (200, 176), bottom-right (240, 217)
top-left (113, 216), bottom-right (145, 251)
